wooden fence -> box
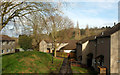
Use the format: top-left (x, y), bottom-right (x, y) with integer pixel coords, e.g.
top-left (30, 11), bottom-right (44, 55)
top-left (56, 52), bottom-right (68, 58)
top-left (56, 52), bottom-right (76, 58)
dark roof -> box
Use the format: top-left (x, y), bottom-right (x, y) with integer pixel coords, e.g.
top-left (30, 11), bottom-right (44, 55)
top-left (42, 39), bottom-right (70, 43)
top-left (97, 23), bottom-right (120, 38)
top-left (60, 40), bottom-right (78, 50)
top-left (0, 35), bottom-right (15, 41)
top-left (44, 39), bottom-right (53, 43)
top-left (77, 23), bottom-right (120, 44)
top-left (77, 35), bottom-right (96, 44)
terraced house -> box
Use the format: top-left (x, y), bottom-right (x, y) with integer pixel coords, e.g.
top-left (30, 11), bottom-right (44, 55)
top-left (0, 35), bottom-right (16, 54)
top-left (76, 23), bottom-right (120, 74)
top-left (76, 36), bottom-right (96, 66)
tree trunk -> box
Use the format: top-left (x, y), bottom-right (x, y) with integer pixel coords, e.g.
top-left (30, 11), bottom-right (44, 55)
top-left (54, 48), bottom-right (56, 57)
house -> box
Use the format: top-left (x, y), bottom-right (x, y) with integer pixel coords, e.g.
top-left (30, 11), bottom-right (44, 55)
top-left (59, 40), bottom-right (78, 58)
top-left (110, 26), bottom-right (120, 74)
top-left (76, 36), bottom-right (96, 66)
top-left (76, 23), bottom-right (120, 74)
top-left (39, 40), bottom-right (68, 53)
top-left (0, 35), bottom-right (16, 54)
top-left (95, 23), bottom-right (120, 74)
top-left (39, 40), bottom-right (48, 53)
top-left (60, 40), bottom-right (77, 53)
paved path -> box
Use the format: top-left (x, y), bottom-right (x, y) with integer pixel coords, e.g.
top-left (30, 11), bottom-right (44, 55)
top-left (59, 58), bottom-right (72, 75)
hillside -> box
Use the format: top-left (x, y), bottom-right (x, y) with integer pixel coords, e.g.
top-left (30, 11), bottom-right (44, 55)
top-left (56, 27), bottom-right (107, 40)
top-left (2, 51), bottom-right (63, 73)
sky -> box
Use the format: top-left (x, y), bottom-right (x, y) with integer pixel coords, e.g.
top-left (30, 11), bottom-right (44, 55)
top-left (1, 0), bottom-right (119, 37)
top-left (62, 1), bottom-right (118, 28)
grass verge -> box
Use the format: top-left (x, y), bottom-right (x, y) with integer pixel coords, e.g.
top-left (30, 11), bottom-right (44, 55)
top-left (71, 66), bottom-right (98, 75)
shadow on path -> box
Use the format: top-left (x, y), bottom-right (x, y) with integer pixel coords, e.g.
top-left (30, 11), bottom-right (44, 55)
top-left (59, 58), bottom-right (72, 75)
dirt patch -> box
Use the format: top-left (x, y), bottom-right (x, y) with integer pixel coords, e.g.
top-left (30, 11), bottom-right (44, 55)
top-left (55, 57), bottom-right (64, 60)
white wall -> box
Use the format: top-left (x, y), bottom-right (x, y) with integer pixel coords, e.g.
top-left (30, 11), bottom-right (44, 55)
top-left (39, 40), bottom-right (47, 52)
top-left (82, 41), bottom-right (89, 64)
top-left (56, 43), bottom-right (68, 51)
top-left (64, 50), bottom-right (75, 53)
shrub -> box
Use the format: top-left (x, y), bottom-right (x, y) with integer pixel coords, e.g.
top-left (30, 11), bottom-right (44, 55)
top-left (19, 35), bottom-right (32, 51)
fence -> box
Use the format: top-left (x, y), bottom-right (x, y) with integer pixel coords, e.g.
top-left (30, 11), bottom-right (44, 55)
top-left (56, 52), bottom-right (76, 58)
top-left (69, 53), bottom-right (76, 58)
top-left (56, 52), bottom-right (68, 58)
top-left (70, 60), bottom-right (81, 67)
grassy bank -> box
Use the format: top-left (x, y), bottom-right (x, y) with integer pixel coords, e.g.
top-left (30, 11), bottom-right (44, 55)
top-left (71, 66), bottom-right (97, 75)
top-left (2, 51), bottom-right (63, 73)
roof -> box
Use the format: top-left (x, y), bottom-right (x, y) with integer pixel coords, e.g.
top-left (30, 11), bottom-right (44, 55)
top-left (77, 35), bottom-right (96, 44)
top-left (0, 35), bottom-right (15, 41)
top-left (77, 23), bottom-right (120, 44)
top-left (60, 40), bottom-right (78, 50)
top-left (97, 23), bottom-right (120, 38)
top-left (41, 39), bottom-right (70, 43)
top-left (44, 39), bottom-right (53, 43)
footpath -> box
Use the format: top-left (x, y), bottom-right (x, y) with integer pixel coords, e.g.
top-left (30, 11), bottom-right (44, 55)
top-left (59, 58), bottom-right (72, 75)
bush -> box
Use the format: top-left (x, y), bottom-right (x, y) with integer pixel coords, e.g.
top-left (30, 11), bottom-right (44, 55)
top-left (18, 35), bottom-right (32, 51)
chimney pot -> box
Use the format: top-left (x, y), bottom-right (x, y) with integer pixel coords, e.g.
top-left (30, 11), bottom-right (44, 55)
top-left (114, 22), bottom-right (116, 26)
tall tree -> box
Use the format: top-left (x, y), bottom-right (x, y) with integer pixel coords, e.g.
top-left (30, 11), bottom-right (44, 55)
top-left (75, 21), bottom-right (81, 40)
top-left (85, 24), bottom-right (90, 37)
top-left (25, 13), bottom-right (49, 50)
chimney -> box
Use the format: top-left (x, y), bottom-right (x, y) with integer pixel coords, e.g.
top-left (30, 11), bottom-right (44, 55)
top-left (114, 22), bottom-right (116, 26)
top-left (101, 32), bottom-right (104, 36)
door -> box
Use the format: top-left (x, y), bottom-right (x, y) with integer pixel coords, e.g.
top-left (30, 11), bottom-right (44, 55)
top-left (87, 53), bottom-right (93, 67)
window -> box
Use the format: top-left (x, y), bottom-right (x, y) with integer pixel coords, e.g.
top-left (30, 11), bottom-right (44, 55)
top-left (8, 42), bottom-right (11, 45)
top-left (96, 55), bottom-right (104, 66)
top-left (7, 49), bottom-right (10, 52)
top-left (12, 49), bottom-right (14, 51)
top-left (7, 49), bottom-right (9, 52)
top-left (2, 50), bottom-right (4, 53)
top-left (12, 42), bottom-right (15, 45)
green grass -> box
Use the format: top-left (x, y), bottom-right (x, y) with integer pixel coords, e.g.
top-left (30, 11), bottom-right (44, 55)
top-left (2, 51), bottom-right (63, 73)
top-left (72, 66), bottom-right (89, 73)
top-left (71, 66), bottom-right (97, 75)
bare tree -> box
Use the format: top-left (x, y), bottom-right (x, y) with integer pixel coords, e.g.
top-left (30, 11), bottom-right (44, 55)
top-left (0, 0), bottom-right (58, 31)
top-left (46, 15), bottom-right (74, 57)
top-left (24, 12), bottom-right (48, 50)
